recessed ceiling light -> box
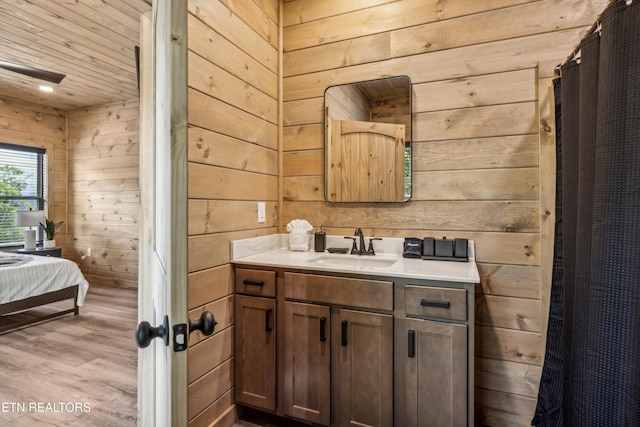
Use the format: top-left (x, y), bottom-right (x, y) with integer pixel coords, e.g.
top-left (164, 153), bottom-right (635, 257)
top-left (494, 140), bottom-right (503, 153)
top-left (39, 85), bottom-right (54, 92)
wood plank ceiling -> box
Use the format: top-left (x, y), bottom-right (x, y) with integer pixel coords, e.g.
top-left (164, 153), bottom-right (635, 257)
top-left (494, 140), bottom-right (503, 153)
top-left (0, 0), bottom-right (151, 111)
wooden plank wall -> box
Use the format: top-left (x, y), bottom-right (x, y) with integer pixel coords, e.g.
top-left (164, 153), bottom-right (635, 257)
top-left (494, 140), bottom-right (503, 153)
top-left (67, 100), bottom-right (140, 288)
top-left (186, 0), bottom-right (279, 426)
top-left (282, 0), bottom-right (607, 425)
top-left (0, 97), bottom-right (67, 251)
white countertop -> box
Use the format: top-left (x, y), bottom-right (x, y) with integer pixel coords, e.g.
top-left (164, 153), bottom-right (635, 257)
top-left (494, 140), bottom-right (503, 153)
top-left (230, 234), bottom-right (480, 283)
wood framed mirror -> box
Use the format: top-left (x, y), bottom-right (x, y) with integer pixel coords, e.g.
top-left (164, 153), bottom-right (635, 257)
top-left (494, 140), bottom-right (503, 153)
top-left (324, 76), bottom-right (411, 202)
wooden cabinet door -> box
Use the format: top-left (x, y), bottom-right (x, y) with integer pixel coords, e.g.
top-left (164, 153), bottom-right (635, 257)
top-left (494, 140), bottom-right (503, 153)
top-left (234, 295), bottom-right (276, 411)
top-left (396, 317), bottom-right (468, 427)
top-left (283, 301), bottom-right (331, 425)
top-left (334, 309), bottom-right (393, 427)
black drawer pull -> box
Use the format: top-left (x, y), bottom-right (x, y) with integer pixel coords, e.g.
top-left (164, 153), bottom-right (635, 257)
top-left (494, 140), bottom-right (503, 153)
top-left (341, 320), bottom-right (348, 346)
top-left (243, 279), bottom-right (264, 287)
top-left (408, 329), bottom-right (415, 358)
top-left (265, 309), bottom-right (273, 332)
top-left (420, 299), bottom-right (450, 309)
top-left (320, 317), bottom-right (327, 342)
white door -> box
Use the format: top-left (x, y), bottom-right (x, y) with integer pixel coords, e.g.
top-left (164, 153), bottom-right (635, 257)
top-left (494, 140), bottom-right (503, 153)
top-left (136, 1), bottom-right (189, 426)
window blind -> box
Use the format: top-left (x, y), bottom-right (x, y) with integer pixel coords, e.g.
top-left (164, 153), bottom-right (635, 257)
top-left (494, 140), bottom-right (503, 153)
top-left (0, 143), bottom-right (48, 246)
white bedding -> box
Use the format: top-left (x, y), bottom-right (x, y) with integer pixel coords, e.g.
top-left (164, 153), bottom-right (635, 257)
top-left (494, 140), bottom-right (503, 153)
top-left (0, 251), bottom-right (89, 306)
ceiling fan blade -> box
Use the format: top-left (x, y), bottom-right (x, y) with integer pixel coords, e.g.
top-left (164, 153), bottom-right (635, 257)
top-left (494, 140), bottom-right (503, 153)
top-left (0, 60), bottom-right (65, 84)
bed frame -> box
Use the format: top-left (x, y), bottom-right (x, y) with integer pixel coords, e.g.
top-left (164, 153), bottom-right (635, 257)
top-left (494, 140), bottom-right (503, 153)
top-left (0, 285), bottom-right (79, 333)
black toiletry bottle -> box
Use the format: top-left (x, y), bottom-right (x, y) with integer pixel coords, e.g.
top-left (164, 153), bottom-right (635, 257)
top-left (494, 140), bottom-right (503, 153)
top-left (314, 224), bottom-right (326, 252)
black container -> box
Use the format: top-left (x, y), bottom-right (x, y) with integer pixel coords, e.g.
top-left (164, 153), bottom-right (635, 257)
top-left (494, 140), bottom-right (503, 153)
top-left (423, 237), bottom-right (435, 256)
top-left (314, 225), bottom-right (326, 252)
top-left (435, 237), bottom-right (454, 257)
top-left (454, 238), bottom-right (468, 259)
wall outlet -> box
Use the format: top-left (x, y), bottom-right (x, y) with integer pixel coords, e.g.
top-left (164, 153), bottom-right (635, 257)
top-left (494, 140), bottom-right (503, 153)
top-left (87, 247), bottom-right (92, 257)
top-left (257, 202), bottom-right (266, 223)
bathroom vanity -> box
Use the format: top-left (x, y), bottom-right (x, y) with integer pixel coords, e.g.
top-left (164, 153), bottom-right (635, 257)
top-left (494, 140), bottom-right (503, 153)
top-left (231, 235), bottom-right (479, 427)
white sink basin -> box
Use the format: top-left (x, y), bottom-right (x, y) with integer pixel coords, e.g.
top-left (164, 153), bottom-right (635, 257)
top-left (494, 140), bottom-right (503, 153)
top-left (306, 254), bottom-right (398, 268)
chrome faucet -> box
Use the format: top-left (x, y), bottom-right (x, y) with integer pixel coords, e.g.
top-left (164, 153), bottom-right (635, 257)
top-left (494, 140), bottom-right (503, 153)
top-left (344, 228), bottom-right (382, 255)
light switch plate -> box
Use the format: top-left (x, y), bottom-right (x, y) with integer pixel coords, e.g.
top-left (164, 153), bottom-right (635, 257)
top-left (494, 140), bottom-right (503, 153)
top-left (257, 202), bottom-right (266, 223)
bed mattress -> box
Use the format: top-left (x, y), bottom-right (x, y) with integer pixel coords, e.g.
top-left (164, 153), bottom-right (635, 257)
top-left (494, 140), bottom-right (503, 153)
top-left (0, 251), bottom-right (89, 306)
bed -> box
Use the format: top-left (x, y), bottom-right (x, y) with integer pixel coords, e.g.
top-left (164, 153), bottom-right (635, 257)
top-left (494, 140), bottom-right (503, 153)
top-left (0, 251), bottom-right (90, 333)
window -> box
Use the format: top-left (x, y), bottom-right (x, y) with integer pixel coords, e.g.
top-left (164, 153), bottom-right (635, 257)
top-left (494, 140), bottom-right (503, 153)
top-left (0, 142), bottom-right (48, 247)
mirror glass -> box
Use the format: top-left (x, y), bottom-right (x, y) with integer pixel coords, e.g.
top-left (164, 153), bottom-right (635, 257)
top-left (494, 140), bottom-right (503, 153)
top-left (324, 76), bottom-right (411, 202)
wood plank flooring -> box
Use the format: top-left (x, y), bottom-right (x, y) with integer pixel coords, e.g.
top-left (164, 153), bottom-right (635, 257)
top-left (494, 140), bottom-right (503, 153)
top-left (0, 285), bottom-right (138, 426)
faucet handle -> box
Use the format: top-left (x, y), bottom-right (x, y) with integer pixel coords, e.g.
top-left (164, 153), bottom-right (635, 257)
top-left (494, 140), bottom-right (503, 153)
top-left (368, 237), bottom-right (382, 255)
top-left (344, 236), bottom-right (358, 254)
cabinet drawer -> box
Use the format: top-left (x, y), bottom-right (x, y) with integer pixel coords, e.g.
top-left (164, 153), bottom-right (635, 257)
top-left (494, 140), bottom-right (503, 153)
top-left (235, 268), bottom-right (276, 297)
top-left (284, 272), bottom-right (392, 311)
top-left (404, 285), bottom-right (467, 321)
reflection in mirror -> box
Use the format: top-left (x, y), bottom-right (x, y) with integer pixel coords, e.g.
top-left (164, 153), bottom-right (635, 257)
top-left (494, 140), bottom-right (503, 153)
top-left (324, 76), bottom-right (411, 202)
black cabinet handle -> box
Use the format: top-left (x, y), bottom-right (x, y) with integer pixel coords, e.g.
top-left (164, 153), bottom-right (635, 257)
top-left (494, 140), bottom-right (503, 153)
top-left (408, 329), bottom-right (415, 358)
top-left (320, 317), bottom-right (327, 342)
top-left (243, 279), bottom-right (264, 287)
top-left (341, 320), bottom-right (348, 346)
top-left (420, 299), bottom-right (450, 309)
top-left (265, 309), bottom-right (273, 332)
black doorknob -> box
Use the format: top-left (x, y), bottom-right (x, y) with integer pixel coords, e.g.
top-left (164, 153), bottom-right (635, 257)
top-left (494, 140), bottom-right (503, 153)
top-left (135, 315), bottom-right (169, 348)
top-left (189, 311), bottom-right (216, 336)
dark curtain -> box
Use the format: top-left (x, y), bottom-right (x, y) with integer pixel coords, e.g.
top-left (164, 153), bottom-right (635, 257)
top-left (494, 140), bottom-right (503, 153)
top-left (533, 1), bottom-right (640, 426)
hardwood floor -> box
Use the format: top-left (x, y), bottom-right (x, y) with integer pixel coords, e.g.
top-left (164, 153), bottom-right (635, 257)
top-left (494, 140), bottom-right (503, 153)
top-left (0, 285), bottom-right (138, 426)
